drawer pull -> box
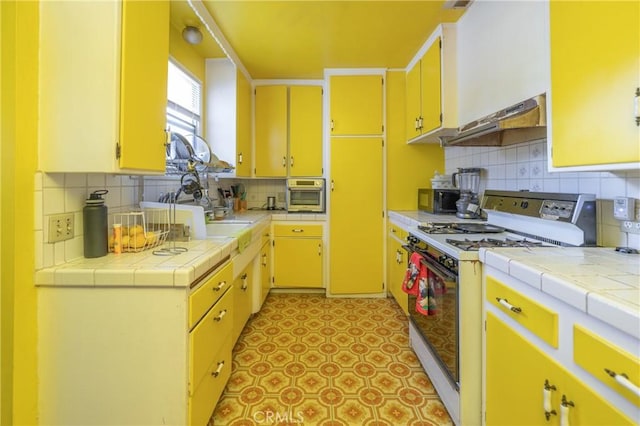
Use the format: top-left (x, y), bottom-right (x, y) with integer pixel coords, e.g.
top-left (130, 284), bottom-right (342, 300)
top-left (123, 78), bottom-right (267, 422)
top-left (241, 273), bottom-right (249, 291)
top-left (496, 297), bottom-right (522, 313)
top-left (214, 310), bottom-right (227, 322)
top-left (211, 361), bottom-right (225, 378)
top-left (605, 368), bottom-right (640, 397)
top-left (291, 229), bottom-right (304, 233)
top-left (213, 281), bottom-right (226, 292)
top-left (560, 395), bottom-right (574, 426)
top-left (543, 379), bottom-right (557, 420)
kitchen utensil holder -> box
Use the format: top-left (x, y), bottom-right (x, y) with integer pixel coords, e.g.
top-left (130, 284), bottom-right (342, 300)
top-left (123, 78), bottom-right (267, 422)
top-left (109, 209), bottom-right (170, 253)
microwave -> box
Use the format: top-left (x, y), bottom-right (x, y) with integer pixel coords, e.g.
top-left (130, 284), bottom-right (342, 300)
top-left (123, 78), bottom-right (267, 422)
top-left (287, 179), bottom-right (325, 213)
top-left (418, 188), bottom-right (460, 214)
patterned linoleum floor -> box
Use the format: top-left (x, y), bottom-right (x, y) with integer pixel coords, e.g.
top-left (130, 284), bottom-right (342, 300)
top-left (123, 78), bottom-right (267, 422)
top-left (210, 293), bottom-right (453, 425)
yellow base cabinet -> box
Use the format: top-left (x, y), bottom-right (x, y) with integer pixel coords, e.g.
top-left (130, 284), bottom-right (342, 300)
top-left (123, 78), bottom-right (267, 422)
top-left (550, 1), bottom-right (639, 169)
top-left (232, 265), bottom-right (253, 344)
top-left (206, 59), bottom-right (253, 177)
top-left (329, 137), bottom-right (384, 294)
top-left (39, 0), bottom-right (169, 173)
top-left (486, 313), bottom-right (633, 426)
top-left (329, 75), bottom-right (383, 135)
top-left (387, 222), bottom-right (408, 314)
top-left (257, 236), bottom-right (272, 310)
top-left (272, 224), bottom-right (323, 288)
top-left (254, 85), bottom-right (323, 177)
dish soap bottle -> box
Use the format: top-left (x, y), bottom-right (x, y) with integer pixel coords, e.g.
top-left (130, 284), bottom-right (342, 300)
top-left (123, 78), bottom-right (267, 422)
top-left (83, 189), bottom-right (109, 258)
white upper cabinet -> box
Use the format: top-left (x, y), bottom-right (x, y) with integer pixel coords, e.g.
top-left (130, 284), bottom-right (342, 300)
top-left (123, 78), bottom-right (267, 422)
top-left (38, 0), bottom-right (170, 174)
top-left (456, 1), bottom-right (549, 125)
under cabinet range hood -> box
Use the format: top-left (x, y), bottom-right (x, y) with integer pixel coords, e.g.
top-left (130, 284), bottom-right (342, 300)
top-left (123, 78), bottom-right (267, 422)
top-left (442, 94), bottom-right (547, 147)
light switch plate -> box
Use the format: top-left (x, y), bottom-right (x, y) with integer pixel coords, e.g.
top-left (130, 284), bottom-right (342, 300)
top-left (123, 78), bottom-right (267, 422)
top-left (613, 197), bottom-right (635, 220)
top-left (48, 213), bottom-right (74, 243)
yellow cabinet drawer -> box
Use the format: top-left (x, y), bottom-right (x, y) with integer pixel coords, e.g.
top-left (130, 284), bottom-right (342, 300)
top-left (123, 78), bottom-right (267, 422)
top-left (189, 336), bottom-right (232, 426)
top-left (189, 286), bottom-right (234, 395)
top-left (574, 325), bottom-right (640, 406)
top-left (486, 275), bottom-right (559, 348)
top-left (388, 222), bottom-right (408, 241)
top-left (273, 224), bottom-right (323, 237)
top-left (189, 262), bottom-right (233, 328)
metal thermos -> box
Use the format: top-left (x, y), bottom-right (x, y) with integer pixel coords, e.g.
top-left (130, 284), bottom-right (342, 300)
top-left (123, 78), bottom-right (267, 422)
top-left (267, 196), bottom-right (276, 210)
top-left (83, 189), bottom-right (109, 258)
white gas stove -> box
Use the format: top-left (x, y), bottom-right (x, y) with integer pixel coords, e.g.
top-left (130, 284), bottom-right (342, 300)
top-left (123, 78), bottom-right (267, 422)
top-left (405, 190), bottom-right (597, 426)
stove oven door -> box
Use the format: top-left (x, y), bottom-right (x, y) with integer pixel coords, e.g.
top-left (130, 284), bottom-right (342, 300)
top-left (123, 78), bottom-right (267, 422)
top-left (408, 255), bottom-right (459, 387)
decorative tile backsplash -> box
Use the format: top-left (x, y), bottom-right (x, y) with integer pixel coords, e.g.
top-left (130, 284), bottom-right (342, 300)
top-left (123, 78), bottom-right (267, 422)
top-left (35, 172), bottom-right (140, 269)
top-left (445, 139), bottom-right (640, 248)
top-left (35, 140), bottom-right (639, 269)
top-left (141, 176), bottom-right (287, 211)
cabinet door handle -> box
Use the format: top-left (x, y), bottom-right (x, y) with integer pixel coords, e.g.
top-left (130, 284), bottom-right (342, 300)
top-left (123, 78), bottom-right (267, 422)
top-left (262, 254), bottom-right (267, 266)
top-left (290, 156), bottom-right (294, 167)
top-left (560, 395), bottom-right (574, 426)
top-left (213, 281), bottom-right (226, 292)
top-left (543, 379), bottom-right (557, 420)
top-left (292, 229), bottom-right (304, 233)
top-left (414, 117), bottom-right (419, 131)
top-left (211, 361), bottom-right (225, 378)
top-left (605, 368), bottom-right (640, 397)
top-left (238, 152), bottom-right (243, 164)
top-left (213, 309), bottom-right (227, 322)
top-left (318, 243), bottom-right (322, 256)
top-left (496, 297), bottom-right (522, 313)
top-left (241, 273), bottom-right (249, 290)
top-left (330, 119), bottom-right (334, 131)
top-left (635, 87), bottom-right (639, 126)
top-left (396, 249), bottom-right (403, 264)
top-left (331, 180), bottom-right (335, 192)
top-left (418, 116), bottom-right (423, 130)
top-left (282, 156), bottom-right (286, 167)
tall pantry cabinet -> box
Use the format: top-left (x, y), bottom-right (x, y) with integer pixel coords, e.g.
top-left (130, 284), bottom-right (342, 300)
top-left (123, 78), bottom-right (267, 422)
top-left (38, 0), bottom-right (170, 173)
top-left (328, 74), bottom-right (384, 295)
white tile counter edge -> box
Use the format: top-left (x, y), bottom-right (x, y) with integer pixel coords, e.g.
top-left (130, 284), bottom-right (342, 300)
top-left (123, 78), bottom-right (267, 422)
top-left (35, 212), bottom-right (327, 288)
top-left (479, 246), bottom-right (640, 340)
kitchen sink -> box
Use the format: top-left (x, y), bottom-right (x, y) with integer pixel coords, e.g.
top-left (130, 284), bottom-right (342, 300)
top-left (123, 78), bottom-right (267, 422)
top-left (206, 222), bottom-right (252, 237)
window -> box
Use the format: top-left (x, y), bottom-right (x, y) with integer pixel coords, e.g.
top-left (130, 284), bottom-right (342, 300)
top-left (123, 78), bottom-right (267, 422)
top-left (166, 60), bottom-right (202, 137)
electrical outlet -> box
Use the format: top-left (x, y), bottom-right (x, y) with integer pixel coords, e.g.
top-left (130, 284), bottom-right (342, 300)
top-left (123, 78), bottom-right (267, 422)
top-left (48, 213), bottom-right (74, 243)
top-left (620, 221), bottom-right (640, 235)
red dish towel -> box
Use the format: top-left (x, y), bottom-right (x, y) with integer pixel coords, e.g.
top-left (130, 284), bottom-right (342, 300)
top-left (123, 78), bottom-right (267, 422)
top-left (402, 252), bottom-right (424, 296)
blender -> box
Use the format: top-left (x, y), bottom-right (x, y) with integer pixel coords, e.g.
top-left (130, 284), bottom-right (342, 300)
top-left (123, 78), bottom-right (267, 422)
top-left (451, 167), bottom-right (482, 218)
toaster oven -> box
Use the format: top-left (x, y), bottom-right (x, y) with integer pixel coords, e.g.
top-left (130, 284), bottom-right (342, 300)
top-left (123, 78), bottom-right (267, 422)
top-left (286, 179), bottom-right (325, 213)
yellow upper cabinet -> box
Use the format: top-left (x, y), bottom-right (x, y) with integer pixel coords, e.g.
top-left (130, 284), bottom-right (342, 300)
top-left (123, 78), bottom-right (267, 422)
top-left (550, 1), bottom-right (640, 169)
top-left (329, 75), bottom-right (383, 135)
top-left (406, 25), bottom-right (457, 144)
top-left (255, 85), bottom-right (323, 177)
top-left (289, 86), bottom-right (323, 177)
top-left (206, 59), bottom-right (253, 177)
top-left (39, 0), bottom-right (170, 173)
top-left (235, 71), bottom-right (252, 177)
top-left (255, 85), bottom-right (288, 177)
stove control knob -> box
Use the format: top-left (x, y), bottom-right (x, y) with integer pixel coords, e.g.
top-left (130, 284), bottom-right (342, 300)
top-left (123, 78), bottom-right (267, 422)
top-left (440, 256), bottom-right (456, 269)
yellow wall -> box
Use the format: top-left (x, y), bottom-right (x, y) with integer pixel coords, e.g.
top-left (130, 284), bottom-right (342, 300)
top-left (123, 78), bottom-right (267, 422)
top-left (1, 1), bottom-right (39, 425)
top-left (168, 25), bottom-right (208, 136)
top-left (386, 70), bottom-right (444, 210)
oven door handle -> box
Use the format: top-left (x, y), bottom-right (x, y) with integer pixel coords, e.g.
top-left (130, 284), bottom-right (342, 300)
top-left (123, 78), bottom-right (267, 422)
top-left (420, 257), bottom-right (457, 282)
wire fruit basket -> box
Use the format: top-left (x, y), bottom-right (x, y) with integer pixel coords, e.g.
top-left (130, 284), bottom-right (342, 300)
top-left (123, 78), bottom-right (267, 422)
top-left (109, 209), bottom-right (170, 253)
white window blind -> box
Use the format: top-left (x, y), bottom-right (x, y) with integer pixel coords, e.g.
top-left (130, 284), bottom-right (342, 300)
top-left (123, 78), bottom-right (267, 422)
top-left (166, 60), bottom-right (201, 136)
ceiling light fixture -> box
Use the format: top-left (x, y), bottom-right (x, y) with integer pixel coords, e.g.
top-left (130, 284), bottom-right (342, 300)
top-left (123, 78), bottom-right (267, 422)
top-left (182, 26), bottom-right (203, 45)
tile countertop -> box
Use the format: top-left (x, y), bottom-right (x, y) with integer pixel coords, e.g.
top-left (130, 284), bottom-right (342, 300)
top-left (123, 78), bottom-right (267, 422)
top-left (35, 211), bottom-right (327, 288)
top-left (479, 247), bottom-right (640, 340)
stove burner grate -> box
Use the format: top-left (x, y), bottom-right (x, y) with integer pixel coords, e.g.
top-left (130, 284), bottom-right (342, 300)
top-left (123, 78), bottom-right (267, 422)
top-left (445, 238), bottom-right (551, 251)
